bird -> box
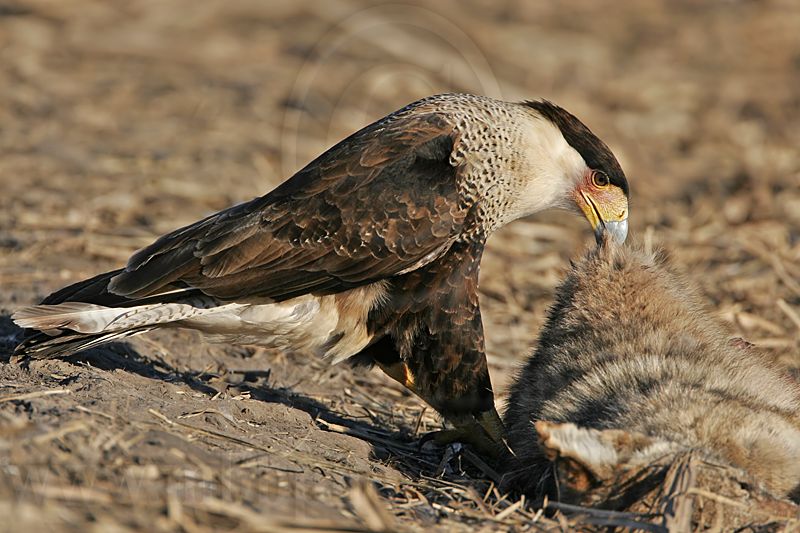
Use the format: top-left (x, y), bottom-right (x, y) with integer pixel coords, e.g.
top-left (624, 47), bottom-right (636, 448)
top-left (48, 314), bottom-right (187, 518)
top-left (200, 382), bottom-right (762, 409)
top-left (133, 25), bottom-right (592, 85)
top-left (12, 93), bottom-right (630, 450)
top-left (502, 236), bottom-right (800, 506)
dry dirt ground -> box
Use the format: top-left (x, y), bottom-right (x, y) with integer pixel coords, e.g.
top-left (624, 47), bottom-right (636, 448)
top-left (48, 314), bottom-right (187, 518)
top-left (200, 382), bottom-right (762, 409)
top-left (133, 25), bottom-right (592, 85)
top-left (1, 1), bottom-right (800, 531)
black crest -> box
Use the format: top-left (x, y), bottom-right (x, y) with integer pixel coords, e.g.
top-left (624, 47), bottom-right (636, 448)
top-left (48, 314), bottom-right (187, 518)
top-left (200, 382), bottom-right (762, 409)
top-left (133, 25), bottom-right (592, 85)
top-left (525, 100), bottom-right (629, 197)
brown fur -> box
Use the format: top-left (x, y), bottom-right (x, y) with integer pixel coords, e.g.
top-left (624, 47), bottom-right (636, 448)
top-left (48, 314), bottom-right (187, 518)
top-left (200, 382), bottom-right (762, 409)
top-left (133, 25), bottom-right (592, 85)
top-left (502, 238), bottom-right (800, 506)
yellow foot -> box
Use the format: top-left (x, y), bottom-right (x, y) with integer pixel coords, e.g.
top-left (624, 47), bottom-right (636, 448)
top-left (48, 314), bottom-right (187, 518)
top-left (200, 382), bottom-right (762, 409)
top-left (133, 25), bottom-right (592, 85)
top-left (420, 411), bottom-right (506, 460)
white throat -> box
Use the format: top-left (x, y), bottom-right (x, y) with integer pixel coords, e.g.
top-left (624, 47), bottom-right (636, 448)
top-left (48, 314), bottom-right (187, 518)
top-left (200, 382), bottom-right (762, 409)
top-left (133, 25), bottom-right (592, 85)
top-left (504, 113), bottom-right (586, 223)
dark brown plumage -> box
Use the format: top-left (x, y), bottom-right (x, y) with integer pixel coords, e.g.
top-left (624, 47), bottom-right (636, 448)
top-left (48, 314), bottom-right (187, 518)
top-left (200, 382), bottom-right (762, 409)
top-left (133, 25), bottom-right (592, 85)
top-left (502, 237), bottom-right (800, 505)
top-left (13, 93), bottom-right (630, 447)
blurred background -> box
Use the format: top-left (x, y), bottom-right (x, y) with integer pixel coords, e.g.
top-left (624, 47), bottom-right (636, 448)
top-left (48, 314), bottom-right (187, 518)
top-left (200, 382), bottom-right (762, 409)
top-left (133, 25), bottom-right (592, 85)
top-left (1, 0), bottom-right (799, 529)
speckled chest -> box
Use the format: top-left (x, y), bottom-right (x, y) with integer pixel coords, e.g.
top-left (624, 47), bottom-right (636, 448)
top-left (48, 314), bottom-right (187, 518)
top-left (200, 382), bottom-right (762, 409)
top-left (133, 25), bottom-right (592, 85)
top-left (396, 94), bottom-right (530, 237)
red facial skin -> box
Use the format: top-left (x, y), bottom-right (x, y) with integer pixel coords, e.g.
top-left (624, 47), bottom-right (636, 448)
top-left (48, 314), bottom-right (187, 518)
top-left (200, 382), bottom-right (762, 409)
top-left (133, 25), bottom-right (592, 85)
top-left (572, 170), bottom-right (628, 225)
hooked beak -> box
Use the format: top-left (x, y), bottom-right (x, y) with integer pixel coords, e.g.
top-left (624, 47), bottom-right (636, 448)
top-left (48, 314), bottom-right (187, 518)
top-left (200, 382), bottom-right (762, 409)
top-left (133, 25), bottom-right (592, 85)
top-left (595, 218), bottom-right (628, 244)
top-left (576, 189), bottom-right (629, 245)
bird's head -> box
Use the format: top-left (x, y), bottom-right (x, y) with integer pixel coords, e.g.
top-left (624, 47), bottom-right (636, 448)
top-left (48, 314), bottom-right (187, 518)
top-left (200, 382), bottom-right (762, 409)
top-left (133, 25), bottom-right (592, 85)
top-left (522, 100), bottom-right (629, 244)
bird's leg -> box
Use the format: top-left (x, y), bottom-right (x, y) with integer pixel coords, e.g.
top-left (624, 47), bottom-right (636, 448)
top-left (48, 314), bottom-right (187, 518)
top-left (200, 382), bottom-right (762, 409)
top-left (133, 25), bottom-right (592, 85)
top-left (374, 360), bottom-right (417, 392)
top-left (373, 359), bottom-right (505, 458)
top-left (475, 406), bottom-right (506, 445)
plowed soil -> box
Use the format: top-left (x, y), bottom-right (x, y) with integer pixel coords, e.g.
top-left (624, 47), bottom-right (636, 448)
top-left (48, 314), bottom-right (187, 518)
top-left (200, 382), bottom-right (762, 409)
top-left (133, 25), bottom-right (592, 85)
top-left (1, 1), bottom-right (799, 531)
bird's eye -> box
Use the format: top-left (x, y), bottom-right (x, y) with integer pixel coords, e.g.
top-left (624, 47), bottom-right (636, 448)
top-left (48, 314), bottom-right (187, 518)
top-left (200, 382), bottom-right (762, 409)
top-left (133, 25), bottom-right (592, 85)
top-left (591, 171), bottom-right (610, 188)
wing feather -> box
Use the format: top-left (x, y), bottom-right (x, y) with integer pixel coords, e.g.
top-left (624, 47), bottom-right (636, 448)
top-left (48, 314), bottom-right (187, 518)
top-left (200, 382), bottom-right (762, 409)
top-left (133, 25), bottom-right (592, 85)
top-left (106, 110), bottom-right (467, 302)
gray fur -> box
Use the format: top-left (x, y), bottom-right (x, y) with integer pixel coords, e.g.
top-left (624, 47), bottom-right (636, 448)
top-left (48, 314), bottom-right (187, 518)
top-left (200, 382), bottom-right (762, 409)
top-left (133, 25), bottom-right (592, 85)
top-left (502, 239), bottom-right (800, 505)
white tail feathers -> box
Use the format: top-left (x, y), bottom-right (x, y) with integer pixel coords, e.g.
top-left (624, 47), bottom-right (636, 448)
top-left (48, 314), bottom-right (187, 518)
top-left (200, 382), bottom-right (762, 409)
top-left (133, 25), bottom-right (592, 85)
top-left (13, 303), bottom-right (125, 334)
top-left (13, 285), bottom-right (386, 363)
top-left (12, 299), bottom-right (221, 335)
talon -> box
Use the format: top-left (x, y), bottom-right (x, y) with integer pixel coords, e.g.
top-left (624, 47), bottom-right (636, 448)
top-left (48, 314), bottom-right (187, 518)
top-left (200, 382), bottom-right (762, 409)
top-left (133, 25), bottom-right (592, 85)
top-left (419, 421), bottom-right (503, 459)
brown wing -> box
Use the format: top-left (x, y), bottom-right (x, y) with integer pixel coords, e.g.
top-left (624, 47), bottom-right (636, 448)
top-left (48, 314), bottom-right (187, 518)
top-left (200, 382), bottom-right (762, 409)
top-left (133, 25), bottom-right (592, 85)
top-left (106, 111), bottom-right (468, 301)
